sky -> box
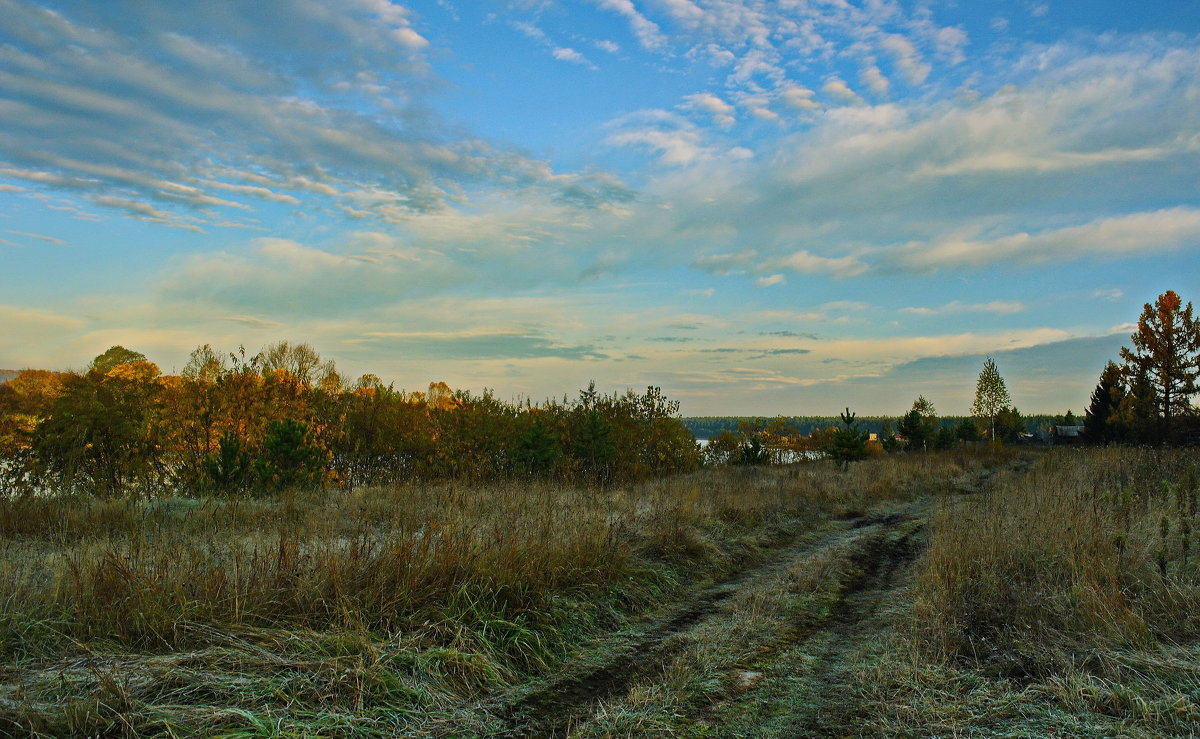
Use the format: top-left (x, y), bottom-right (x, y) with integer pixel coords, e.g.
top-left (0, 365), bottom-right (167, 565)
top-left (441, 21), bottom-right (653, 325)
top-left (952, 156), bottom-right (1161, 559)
top-left (1, 0), bottom-right (1198, 416)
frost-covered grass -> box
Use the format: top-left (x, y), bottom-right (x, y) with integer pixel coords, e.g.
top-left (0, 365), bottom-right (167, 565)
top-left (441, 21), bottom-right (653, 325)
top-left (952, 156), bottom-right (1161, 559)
top-left (0, 453), bottom-right (968, 736)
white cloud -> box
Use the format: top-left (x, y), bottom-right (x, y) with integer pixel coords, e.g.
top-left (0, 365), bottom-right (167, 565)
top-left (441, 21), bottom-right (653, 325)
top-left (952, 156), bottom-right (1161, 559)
top-left (0, 0), bottom-right (585, 229)
top-left (933, 26), bottom-right (969, 64)
top-left (756, 273), bottom-right (786, 287)
top-left (917, 146), bottom-right (1169, 177)
top-left (822, 78), bottom-right (862, 105)
top-left (879, 34), bottom-right (931, 85)
top-left (590, 0), bottom-right (667, 50)
top-left (91, 196), bottom-right (204, 232)
top-left (4, 229), bottom-right (65, 245)
top-left (769, 250), bottom-right (868, 278)
top-left (778, 83), bottom-right (820, 112)
top-left (653, 0), bottom-right (707, 29)
top-left (552, 46), bottom-right (595, 67)
top-left (752, 106), bottom-right (781, 122)
top-left (860, 63), bottom-right (891, 97)
top-left (512, 21), bottom-right (548, 41)
top-left (692, 249), bottom-right (758, 275)
top-left (162, 235), bottom-right (465, 316)
top-left (606, 126), bottom-right (711, 166)
top-left (821, 301), bottom-right (870, 312)
top-left (892, 208), bottom-right (1200, 272)
top-left (730, 48), bottom-right (785, 85)
top-left (200, 180), bottom-right (301, 205)
top-left (681, 92), bottom-right (736, 128)
top-left (604, 109), bottom-right (752, 166)
top-left (567, 40), bottom-right (1199, 289)
top-left (901, 301), bottom-right (1026, 315)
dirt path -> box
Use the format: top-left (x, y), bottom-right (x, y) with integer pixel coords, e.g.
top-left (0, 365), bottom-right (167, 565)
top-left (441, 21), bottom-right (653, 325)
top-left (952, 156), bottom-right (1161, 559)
top-left (751, 514), bottom-right (924, 736)
top-left (494, 505), bottom-right (927, 737)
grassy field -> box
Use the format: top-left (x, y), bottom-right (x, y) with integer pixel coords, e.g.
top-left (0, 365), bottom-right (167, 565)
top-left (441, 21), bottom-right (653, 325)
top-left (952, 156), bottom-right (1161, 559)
top-left (1, 446), bottom-right (1197, 736)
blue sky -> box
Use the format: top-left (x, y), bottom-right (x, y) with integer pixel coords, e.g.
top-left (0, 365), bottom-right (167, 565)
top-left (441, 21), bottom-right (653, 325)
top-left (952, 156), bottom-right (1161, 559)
top-left (1, 0), bottom-right (1198, 415)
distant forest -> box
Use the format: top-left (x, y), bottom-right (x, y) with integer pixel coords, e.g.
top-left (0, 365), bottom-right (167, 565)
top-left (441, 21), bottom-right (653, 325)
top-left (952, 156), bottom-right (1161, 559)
top-left (682, 415), bottom-right (1063, 440)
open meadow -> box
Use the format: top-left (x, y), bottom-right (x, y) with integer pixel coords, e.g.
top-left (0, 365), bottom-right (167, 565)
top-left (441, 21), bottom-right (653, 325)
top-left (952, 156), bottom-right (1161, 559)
top-left (1, 445), bottom-right (1197, 737)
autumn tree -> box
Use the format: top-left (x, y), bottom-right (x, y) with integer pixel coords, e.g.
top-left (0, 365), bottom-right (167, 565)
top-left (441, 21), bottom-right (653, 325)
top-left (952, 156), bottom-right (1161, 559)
top-left (1119, 290), bottom-right (1200, 440)
top-left (701, 429), bottom-right (741, 466)
top-left (32, 357), bottom-right (164, 496)
top-left (164, 344), bottom-right (235, 489)
top-left (971, 357), bottom-right (1012, 443)
top-left (89, 345), bottom-right (148, 375)
top-left (332, 381), bottom-right (435, 488)
top-left (0, 370), bottom-right (67, 454)
top-left (3, 341), bottom-right (703, 494)
top-left (182, 344), bottom-right (227, 384)
top-left (632, 385), bottom-right (700, 476)
top-left (877, 419), bottom-right (901, 452)
top-left (727, 418), bottom-right (772, 465)
top-left (260, 341), bottom-right (332, 387)
top-left (429, 389), bottom-right (519, 480)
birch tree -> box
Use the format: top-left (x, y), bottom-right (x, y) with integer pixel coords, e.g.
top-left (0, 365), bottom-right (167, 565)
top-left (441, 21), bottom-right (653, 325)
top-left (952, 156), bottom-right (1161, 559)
top-left (971, 357), bottom-right (1011, 444)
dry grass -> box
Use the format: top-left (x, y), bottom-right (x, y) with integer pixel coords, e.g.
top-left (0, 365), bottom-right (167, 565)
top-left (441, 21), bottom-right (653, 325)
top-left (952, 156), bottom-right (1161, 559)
top-left (916, 447), bottom-right (1200, 679)
top-left (0, 453), bottom-right (981, 736)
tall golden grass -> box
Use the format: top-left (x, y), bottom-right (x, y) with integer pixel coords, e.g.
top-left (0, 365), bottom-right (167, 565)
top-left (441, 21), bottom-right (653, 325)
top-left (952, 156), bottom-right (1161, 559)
top-left (0, 452), bottom-right (979, 661)
top-left (916, 446), bottom-right (1200, 678)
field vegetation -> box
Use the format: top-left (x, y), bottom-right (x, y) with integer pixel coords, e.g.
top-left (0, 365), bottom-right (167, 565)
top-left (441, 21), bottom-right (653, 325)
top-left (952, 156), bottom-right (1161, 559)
top-left (883, 446), bottom-right (1200, 736)
top-left (0, 450), bottom-right (980, 736)
top-left (5, 445), bottom-right (1196, 737)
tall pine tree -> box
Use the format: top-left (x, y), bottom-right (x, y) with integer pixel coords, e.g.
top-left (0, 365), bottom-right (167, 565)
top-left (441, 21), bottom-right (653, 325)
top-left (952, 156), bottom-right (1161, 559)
top-left (1084, 361), bottom-right (1126, 444)
top-left (1119, 290), bottom-right (1200, 440)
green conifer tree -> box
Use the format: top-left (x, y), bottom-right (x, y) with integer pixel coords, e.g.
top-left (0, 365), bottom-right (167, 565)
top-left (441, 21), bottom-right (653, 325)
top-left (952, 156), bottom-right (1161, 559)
top-left (829, 408), bottom-right (870, 470)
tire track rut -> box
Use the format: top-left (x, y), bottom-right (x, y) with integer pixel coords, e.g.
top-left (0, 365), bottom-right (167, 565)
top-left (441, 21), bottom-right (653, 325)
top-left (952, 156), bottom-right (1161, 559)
top-left (495, 506), bottom-right (925, 737)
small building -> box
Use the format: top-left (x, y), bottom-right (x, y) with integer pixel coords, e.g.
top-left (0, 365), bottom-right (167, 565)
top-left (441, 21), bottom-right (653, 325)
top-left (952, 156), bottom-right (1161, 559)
top-left (1051, 425), bottom-right (1085, 444)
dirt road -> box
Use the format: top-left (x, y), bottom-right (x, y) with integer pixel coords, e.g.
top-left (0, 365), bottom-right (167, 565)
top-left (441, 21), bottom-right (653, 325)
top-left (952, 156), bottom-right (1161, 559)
top-left (494, 505), bottom-right (927, 737)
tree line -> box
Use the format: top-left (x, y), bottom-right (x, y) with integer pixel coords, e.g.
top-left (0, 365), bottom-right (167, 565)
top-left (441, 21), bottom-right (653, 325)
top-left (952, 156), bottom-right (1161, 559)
top-left (683, 412), bottom-right (1065, 445)
top-left (0, 342), bottom-right (700, 497)
top-left (2, 290), bottom-right (1193, 494)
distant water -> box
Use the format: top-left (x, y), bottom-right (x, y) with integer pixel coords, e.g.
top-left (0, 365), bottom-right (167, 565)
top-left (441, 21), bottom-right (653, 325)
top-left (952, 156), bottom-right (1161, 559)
top-left (694, 439), bottom-right (825, 462)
